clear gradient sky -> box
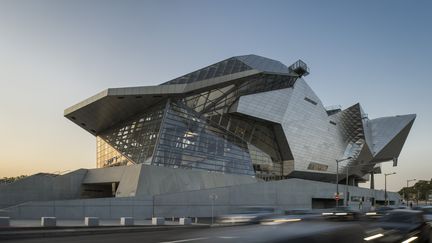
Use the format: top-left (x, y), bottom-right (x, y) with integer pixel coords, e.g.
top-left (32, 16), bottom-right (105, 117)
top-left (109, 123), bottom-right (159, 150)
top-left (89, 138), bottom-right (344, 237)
top-left (0, 0), bottom-right (431, 191)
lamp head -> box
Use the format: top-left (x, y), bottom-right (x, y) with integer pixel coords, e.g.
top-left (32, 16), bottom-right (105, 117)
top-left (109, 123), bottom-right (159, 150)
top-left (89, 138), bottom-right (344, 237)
top-left (336, 157), bottom-right (353, 162)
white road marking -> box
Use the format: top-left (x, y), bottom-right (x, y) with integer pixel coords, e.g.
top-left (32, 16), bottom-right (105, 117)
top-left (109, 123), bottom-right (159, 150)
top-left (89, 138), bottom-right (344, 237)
top-left (159, 237), bottom-right (208, 243)
top-left (218, 236), bottom-right (239, 239)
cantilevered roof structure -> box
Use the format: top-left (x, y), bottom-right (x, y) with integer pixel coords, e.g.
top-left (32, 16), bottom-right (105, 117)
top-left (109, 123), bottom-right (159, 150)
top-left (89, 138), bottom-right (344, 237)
top-left (64, 55), bottom-right (303, 136)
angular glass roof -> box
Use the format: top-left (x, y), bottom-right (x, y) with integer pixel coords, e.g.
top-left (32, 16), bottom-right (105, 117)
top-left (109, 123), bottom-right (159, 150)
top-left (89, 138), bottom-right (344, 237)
top-left (235, 54), bottom-right (289, 74)
top-left (162, 54), bottom-right (289, 85)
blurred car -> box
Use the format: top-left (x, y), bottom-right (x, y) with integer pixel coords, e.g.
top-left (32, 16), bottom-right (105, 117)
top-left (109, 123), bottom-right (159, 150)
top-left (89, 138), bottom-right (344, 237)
top-left (321, 206), bottom-right (362, 221)
top-left (216, 206), bottom-right (279, 224)
top-left (0, 209), bottom-right (8, 218)
top-left (415, 206), bottom-right (432, 224)
top-left (260, 210), bottom-right (322, 225)
top-left (365, 206), bottom-right (396, 220)
top-left (365, 209), bottom-right (431, 242)
top-left (177, 221), bottom-right (365, 243)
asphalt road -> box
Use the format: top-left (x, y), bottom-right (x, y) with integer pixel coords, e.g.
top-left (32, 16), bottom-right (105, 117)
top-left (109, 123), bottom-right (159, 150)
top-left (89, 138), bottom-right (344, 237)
top-left (3, 222), bottom-right (432, 243)
top-left (2, 222), bottom-right (367, 243)
top-left (2, 227), bottom-right (204, 243)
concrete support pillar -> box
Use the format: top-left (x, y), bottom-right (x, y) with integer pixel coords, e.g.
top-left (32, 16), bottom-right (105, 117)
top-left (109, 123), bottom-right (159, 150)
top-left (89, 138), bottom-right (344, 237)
top-left (112, 182), bottom-right (117, 196)
top-left (370, 171), bottom-right (375, 189)
top-left (120, 217), bottom-right (134, 226)
top-left (152, 217), bottom-right (165, 225)
top-left (41, 217), bottom-right (56, 227)
top-left (85, 217), bottom-right (99, 226)
top-left (179, 217), bottom-right (192, 225)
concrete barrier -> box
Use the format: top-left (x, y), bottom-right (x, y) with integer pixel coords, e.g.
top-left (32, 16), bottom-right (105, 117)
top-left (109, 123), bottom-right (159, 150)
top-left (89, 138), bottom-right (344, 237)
top-left (152, 217), bottom-right (164, 225)
top-left (120, 217), bottom-right (134, 226)
top-left (41, 217), bottom-right (56, 227)
top-left (179, 217), bottom-right (192, 225)
top-left (84, 217), bottom-right (99, 226)
top-left (0, 217), bottom-right (10, 226)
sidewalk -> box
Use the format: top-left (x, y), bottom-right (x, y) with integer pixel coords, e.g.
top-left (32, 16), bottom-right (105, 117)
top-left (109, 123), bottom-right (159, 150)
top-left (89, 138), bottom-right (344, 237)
top-left (8, 219), bottom-right (180, 227)
top-left (0, 219), bottom-right (210, 240)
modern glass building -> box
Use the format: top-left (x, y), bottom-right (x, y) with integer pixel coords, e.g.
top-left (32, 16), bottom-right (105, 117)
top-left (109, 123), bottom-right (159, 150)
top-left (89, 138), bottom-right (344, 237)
top-left (65, 55), bottom-right (415, 183)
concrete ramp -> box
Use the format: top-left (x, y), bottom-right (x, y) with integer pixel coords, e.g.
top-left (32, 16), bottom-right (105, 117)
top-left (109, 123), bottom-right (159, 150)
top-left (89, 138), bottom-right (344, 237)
top-left (2, 196), bottom-right (153, 219)
top-left (0, 170), bottom-right (87, 209)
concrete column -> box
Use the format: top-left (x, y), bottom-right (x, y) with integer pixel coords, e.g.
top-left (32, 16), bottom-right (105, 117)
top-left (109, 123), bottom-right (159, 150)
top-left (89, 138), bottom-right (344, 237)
top-left (152, 217), bottom-right (165, 225)
top-left (41, 217), bottom-right (56, 227)
top-left (85, 217), bottom-right (99, 226)
top-left (179, 217), bottom-right (192, 225)
top-left (370, 171), bottom-right (375, 189)
top-left (120, 217), bottom-right (134, 226)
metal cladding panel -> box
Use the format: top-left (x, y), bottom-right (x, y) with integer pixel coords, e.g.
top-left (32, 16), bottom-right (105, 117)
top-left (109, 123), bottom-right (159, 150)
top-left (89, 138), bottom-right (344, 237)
top-left (233, 88), bottom-right (293, 123)
top-left (369, 114), bottom-right (416, 156)
top-left (280, 79), bottom-right (347, 174)
top-left (332, 103), bottom-right (367, 172)
top-left (371, 116), bottom-right (416, 161)
top-left (349, 143), bottom-right (374, 176)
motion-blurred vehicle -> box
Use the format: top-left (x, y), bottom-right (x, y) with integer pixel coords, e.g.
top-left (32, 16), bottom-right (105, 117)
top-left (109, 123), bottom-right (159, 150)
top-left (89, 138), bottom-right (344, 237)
top-left (178, 221), bottom-right (365, 243)
top-left (260, 210), bottom-right (321, 225)
top-left (415, 206), bottom-right (432, 224)
top-left (216, 206), bottom-right (279, 224)
top-left (365, 209), bottom-right (431, 242)
top-left (321, 206), bottom-right (362, 221)
top-left (365, 206), bottom-right (396, 220)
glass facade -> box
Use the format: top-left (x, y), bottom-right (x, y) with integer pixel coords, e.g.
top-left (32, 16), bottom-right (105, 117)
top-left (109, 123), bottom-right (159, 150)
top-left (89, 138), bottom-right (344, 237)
top-left (96, 137), bottom-right (133, 168)
top-left (163, 57), bottom-right (252, 85)
top-left (152, 101), bottom-right (254, 175)
top-left (179, 74), bottom-right (292, 179)
top-left (96, 71), bottom-right (296, 179)
top-left (96, 102), bottom-right (165, 167)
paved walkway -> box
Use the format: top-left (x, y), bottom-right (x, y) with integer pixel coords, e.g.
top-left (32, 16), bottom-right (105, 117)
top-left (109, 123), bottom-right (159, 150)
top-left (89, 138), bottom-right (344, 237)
top-left (8, 219), bottom-right (183, 227)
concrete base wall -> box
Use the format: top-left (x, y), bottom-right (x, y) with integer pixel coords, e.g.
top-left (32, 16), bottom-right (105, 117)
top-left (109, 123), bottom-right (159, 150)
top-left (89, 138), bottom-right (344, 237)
top-left (0, 165), bottom-right (258, 210)
top-left (2, 196), bottom-right (153, 219)
top-left (153, 178), bottom-right (401, 217)
top-left (135, 165), bottom-right (258, 196)
top-left (82, 164), bottom-right (259, 197)
top-left (1, 178), bottom-right (401, 219)
top-left (83, 165), bottom-right (142, 197)
top-left (0, 170), bottom-right (87, 209)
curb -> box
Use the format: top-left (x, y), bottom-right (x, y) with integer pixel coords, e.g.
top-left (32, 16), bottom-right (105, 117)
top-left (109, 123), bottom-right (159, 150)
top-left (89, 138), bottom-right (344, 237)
top-left (0, 225), bottom-right (210, 240)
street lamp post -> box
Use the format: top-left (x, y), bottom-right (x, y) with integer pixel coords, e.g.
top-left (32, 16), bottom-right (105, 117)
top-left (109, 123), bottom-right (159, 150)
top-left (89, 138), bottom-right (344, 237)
top-left (341, 164), bottom-right (378, 207)
top-left (384, 172), bottom-right (396, 206)
top-left (209, 193), bottom-right (218, 225)
top-left (335, 157), bottom-right (352, 207)
top-left (404, 179), bottom-right (416, 206)
top-left (346, 165), bottom-right (349, 206)
top-left (344, 164), bottom-right (358, 206)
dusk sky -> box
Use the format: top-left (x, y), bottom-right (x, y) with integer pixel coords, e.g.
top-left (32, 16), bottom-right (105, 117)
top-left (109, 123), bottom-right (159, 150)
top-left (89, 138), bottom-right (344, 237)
top-left (0, 0), bottom-right (431, 191)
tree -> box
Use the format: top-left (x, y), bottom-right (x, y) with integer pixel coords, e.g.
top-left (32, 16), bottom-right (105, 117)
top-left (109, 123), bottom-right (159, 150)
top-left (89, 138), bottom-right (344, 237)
top-left (399, 180), bottom-right (432, 201)
top-left (0, 175), bottom-right (27, 184)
